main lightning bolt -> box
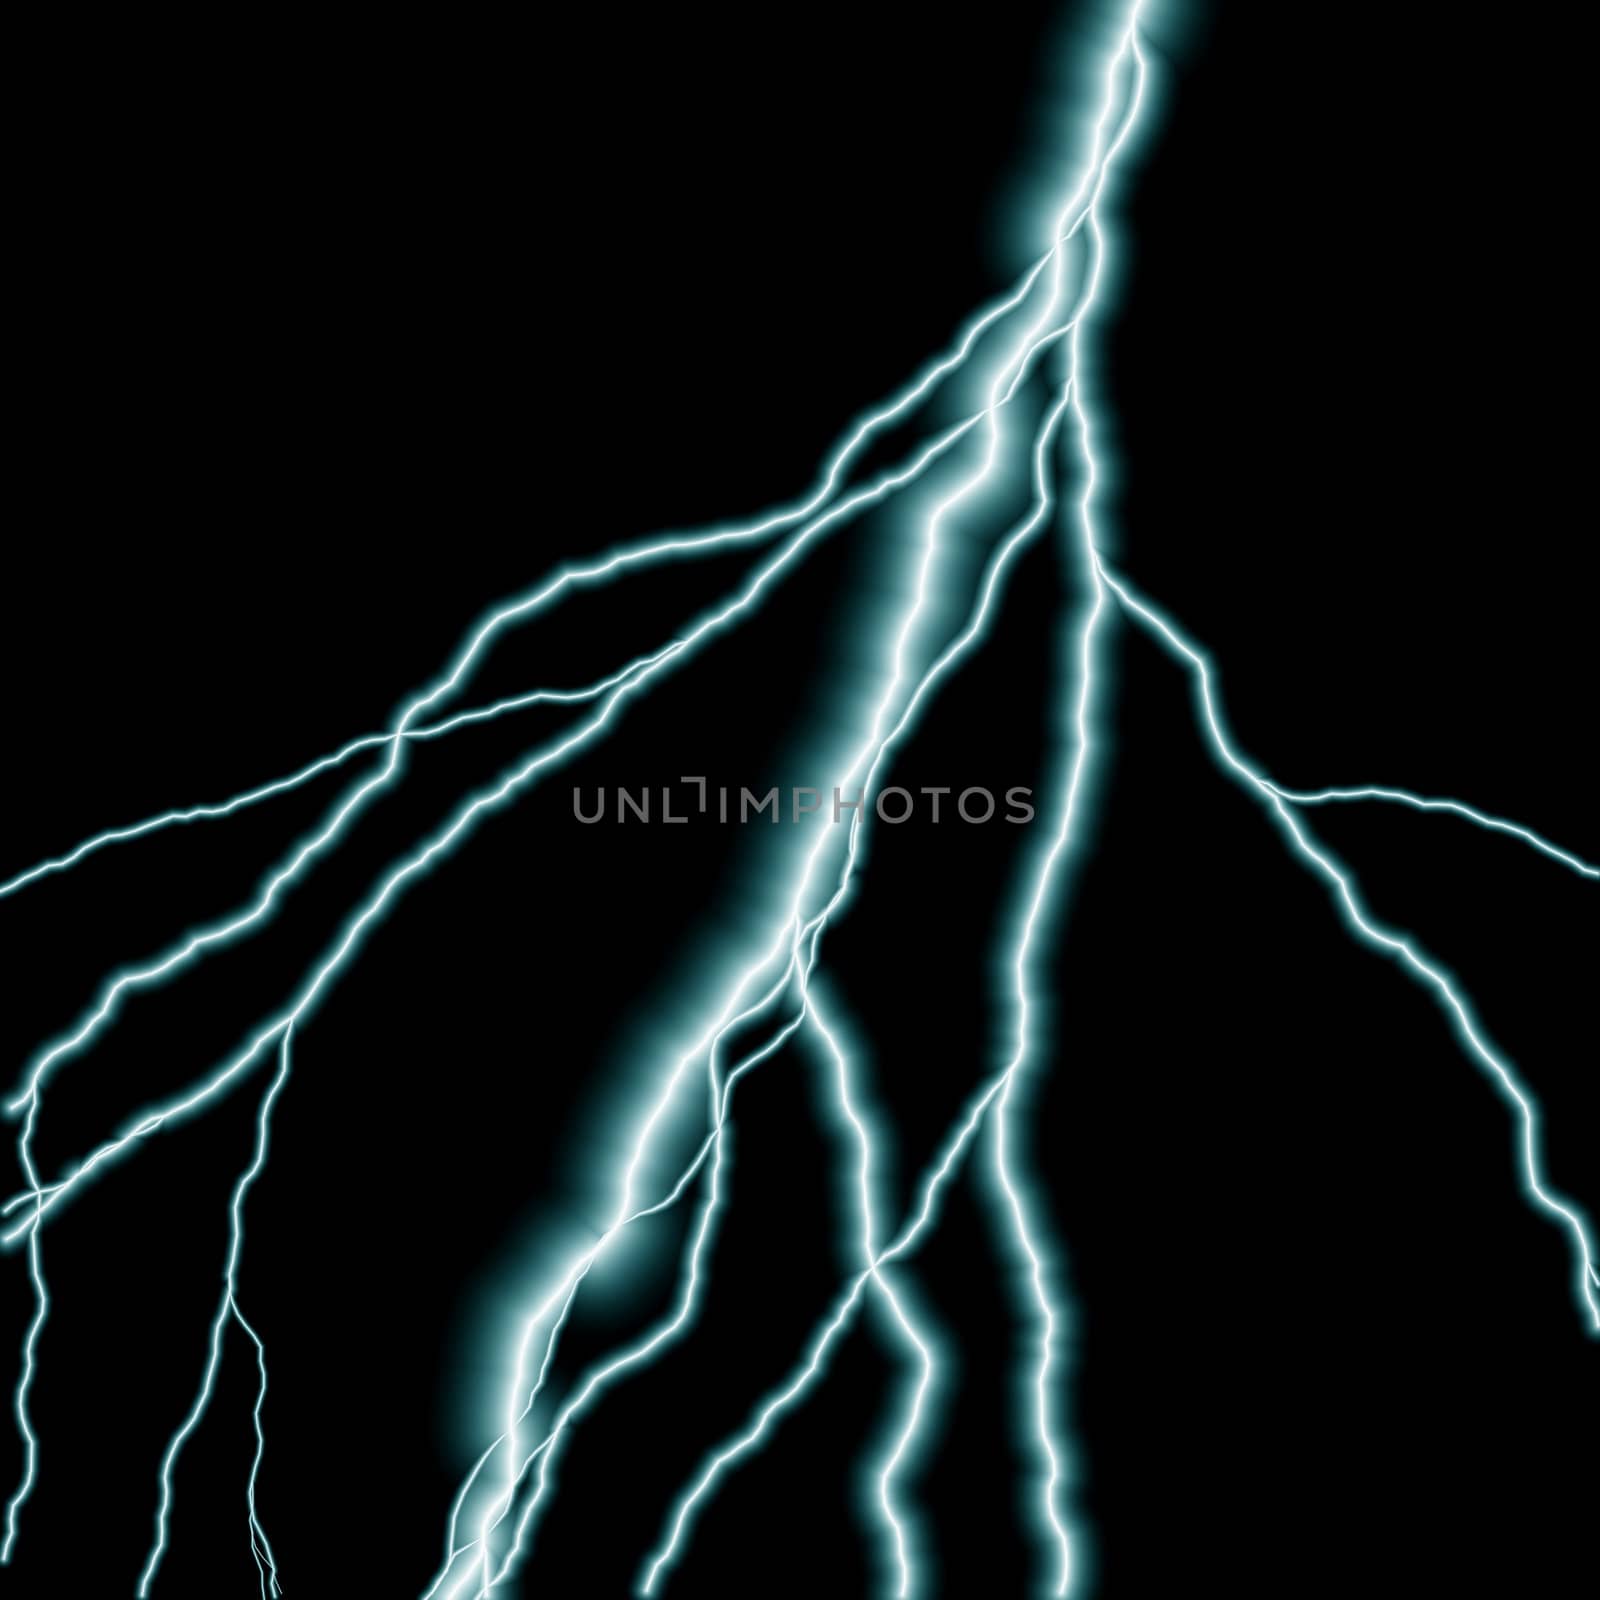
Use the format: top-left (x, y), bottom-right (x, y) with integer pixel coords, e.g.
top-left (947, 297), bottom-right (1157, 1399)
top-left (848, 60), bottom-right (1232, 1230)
top-left (3, 0), bottom-right (1593, 1594)
top-left (630, 30), bottom-right (1140, 1599)
top-left (422, 22), bottom-right (1155, 1596)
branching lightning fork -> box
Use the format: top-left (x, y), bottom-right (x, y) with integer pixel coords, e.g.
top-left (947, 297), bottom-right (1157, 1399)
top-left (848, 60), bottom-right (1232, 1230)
top-left (2, 0), bottom-right (1593, 1594)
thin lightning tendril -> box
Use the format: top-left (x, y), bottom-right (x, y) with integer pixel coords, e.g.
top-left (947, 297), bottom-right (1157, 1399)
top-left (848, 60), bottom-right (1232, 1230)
top-left (1267, 784), bottom-right (1598, 879)
top-left (136, 1028), bottom-right (294, 1597)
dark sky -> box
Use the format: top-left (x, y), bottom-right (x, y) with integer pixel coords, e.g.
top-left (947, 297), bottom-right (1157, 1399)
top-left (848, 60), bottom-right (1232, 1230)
top-left (1, 3), bottom-right (1593, 1596)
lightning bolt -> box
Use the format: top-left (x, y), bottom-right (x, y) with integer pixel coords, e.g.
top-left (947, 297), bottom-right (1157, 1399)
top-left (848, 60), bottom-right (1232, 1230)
top-left (0, 27), bottom-right (1122, 1573)
top-left (431, 16), bottom-right (1142, 1598)
top-left (1092, 565), bottom-right (1600, 1331)
top-left (1, 410), bottom-right (993, 1590)
top-left (632, 32), bottom-right (1138, 1598)
top-left (1266, 784), bottom-right (1599, 879)
top-left (3, 0), bottom-right (1594, 1594)
top-left (137, 1028), bottom-right (295, 1599)
top-left (1, 322), bottom-right (1063, 1583)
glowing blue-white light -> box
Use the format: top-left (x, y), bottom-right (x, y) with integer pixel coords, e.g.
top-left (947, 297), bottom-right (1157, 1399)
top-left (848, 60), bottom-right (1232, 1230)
top-left (3, 0), bottom-right (1592, 1594)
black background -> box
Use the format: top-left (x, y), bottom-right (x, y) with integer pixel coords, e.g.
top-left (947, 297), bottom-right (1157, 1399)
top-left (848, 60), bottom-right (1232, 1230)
top-left (3, 2), bottom-right (1595, 1596)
